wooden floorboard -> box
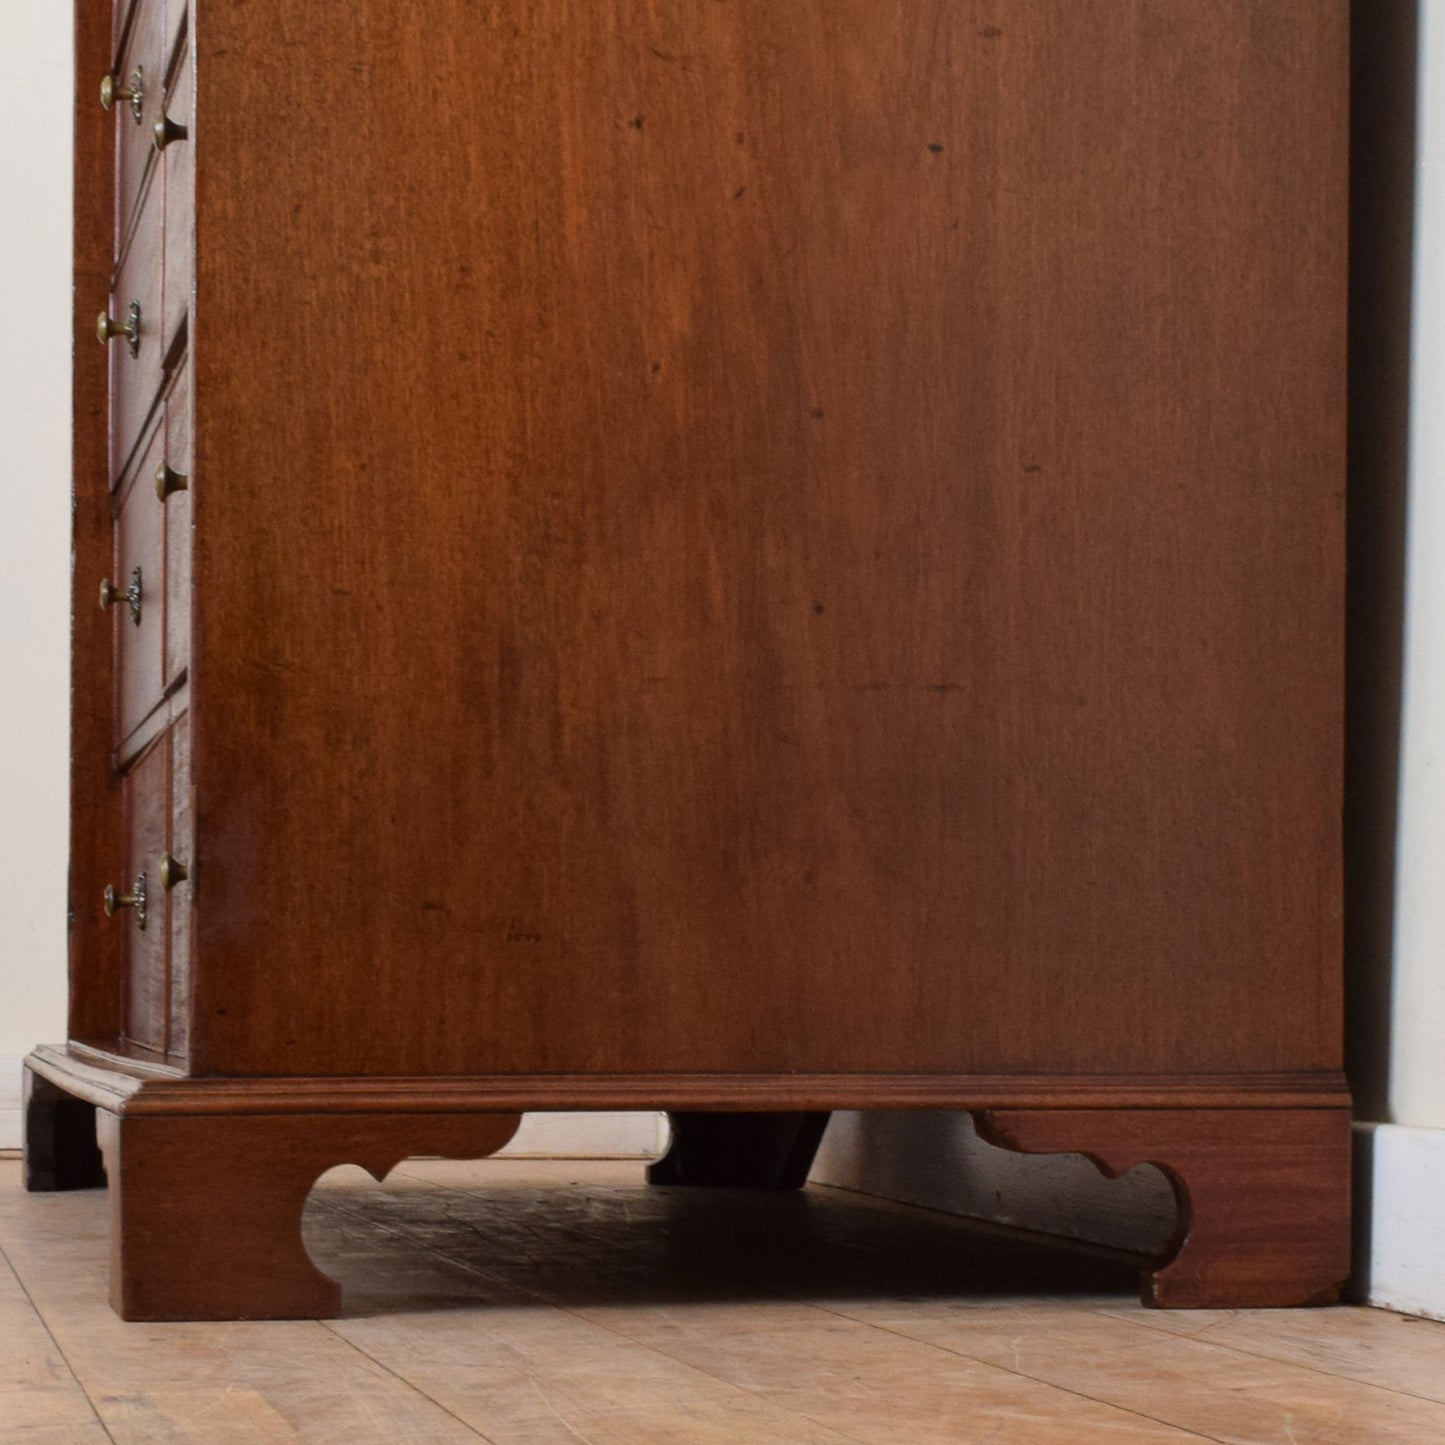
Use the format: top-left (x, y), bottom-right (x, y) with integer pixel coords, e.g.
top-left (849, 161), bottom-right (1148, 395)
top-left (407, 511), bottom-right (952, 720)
top-left (1, 1158), bottom-right (1441, 1443)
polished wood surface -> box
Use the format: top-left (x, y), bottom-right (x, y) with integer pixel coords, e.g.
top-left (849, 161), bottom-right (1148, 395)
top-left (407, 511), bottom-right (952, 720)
top-left (159, 41), bottom-right (192, 349)
top-left (27, 1045), bottom-right (1353, 1314)
top-left (976, 1107), bottom-right (1353, 1308)
top-left (118, 737), bottom-right (167, 1054)
top-left (187, 0), bottom-right (1346, 1079)
top-left (111, 425), bottom-right (165, 744)
top-left (97, 1110), bottom-right (521, 1320)
top-left (166, 710), bottom-right (192, 1063)
top-left (27, 1046), bottom-right (1353, 1116)
top-left (108, 176), bottom-right (161, 477)
top-left (71, 0), bottom-right (126, 1048)
top-left (49, 0), bottom-right (1351, 1320)
top-left (109, 0), bottom-right (162, 256)
top-left (162, 362), bottom-right (191, 692)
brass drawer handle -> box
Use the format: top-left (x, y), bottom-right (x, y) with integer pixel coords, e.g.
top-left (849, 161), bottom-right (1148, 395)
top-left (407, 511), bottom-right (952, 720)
top-left (155, 462), bottom-right (188, 501)
top-left (100, 67), bottom-right (144, 122)
top-left (99, 567), bottom-right (143, 625)
top-left (104, 872), bottom-right (148, 930)
top-left (159, 853), bottom-right (189, 891)
top-left (153, 114), bottom-right (188, 152)
top-left (97, 301), bottom-right (142, 359)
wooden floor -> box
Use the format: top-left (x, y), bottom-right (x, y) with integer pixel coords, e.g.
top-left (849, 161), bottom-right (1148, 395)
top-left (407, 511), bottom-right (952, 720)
top-left (2, 1157), bottom-right (1443, 1443)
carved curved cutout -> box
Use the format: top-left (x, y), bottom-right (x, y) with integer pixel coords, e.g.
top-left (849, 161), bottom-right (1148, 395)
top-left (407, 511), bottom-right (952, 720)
top-left (973, 1108), bottom-right (1351, 1308)
top-left (97, 1110), bottom-right (522, 1320)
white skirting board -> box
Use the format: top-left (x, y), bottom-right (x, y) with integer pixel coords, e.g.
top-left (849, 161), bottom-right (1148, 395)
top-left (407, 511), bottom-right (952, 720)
top-left (501, 1111), bottom-right (667, 1159)
top-left (1350, 1121), bottom-right (1445, 1321)
top-left (0, 1057), bottom-right (20, 1155)
top-left (0, 1057), bottom-right (666, 1159)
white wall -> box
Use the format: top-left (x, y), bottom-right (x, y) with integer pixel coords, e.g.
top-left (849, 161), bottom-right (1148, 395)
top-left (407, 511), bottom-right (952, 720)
top-left (1350, 0), bottom-right (1445, 1322)
top-left (1390, 0), bottom-right (1445, 1132)
top-left (0, 5), bottom-right (76, 1141)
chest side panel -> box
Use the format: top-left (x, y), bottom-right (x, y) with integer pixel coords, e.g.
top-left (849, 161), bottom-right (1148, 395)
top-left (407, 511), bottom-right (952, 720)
top-left (189, 0), bottom-right (1346, 1078)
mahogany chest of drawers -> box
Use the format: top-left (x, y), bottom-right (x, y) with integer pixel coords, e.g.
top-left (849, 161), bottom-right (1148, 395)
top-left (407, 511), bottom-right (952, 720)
top-left (27, 0), bottom-right (1351, 1319)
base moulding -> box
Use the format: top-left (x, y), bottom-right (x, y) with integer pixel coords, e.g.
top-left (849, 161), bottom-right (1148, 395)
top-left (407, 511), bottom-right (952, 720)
top-left (24, 1044), bottom-right (1352, 1320)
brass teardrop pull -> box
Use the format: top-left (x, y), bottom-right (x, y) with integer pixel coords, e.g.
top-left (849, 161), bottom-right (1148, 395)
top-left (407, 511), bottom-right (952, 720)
top-left (153, 114), bottom-right (188, 152)
top-left (104, 873), bottom-right (148, 930)
top-left (155, 462), bottom-right (189, 502)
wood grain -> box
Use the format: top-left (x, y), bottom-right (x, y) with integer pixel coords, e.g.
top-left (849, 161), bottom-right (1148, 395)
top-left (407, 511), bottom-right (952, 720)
top-left (111, 422), bottom-right (165, 746)
top-left (97, 1109), bottom-right (521, 1320)
top-left (109, 0), bottom-right (161, 263)
top-left (184, 0), bottom-right (1347, 1080)
top-left (108, 176), bottom-right (162, 479)
top-left (53, 0), bottom-right (1351, 1320)
top-left (28, 1044), bottom-right (1350, 1116)
top-left (976, 1107), bottom-right (1353, 1308)
top-left (71, 0), bottom-right (126, 1048)
top-left (159, 38), bottom-right (191, 352)
top-left (167, 709), bottom-right (192, 1063)
top-left (162, 360), bottom-right (191, 693)
top-left (119, 735), bottom-right (168, 1055)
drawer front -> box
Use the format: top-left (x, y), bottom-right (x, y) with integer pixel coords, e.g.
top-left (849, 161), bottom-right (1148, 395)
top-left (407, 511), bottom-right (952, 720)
top-left (160, 42), bottom-right (193, 349)
top-left (118, 733), bottom-right (168, 1055)
top-left (167, 710), bottom-right (192, 1063)
top-left (108, 177), bottom-right (163, 484)
top-left (164, 2), bottom-right (186, 81)
top-left (112, 425), bottom-right (166, 746)
top-left (162, 361), bottom-right (192, 689)
top-left (112, 0), bottom-right (133, 55)
top-left (110, 0), bottom-right (164, 255)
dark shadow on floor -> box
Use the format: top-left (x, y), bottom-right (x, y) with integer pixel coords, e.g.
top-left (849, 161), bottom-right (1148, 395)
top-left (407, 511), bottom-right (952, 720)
top-left (303, 1167), bottom-right (1145, 1318)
